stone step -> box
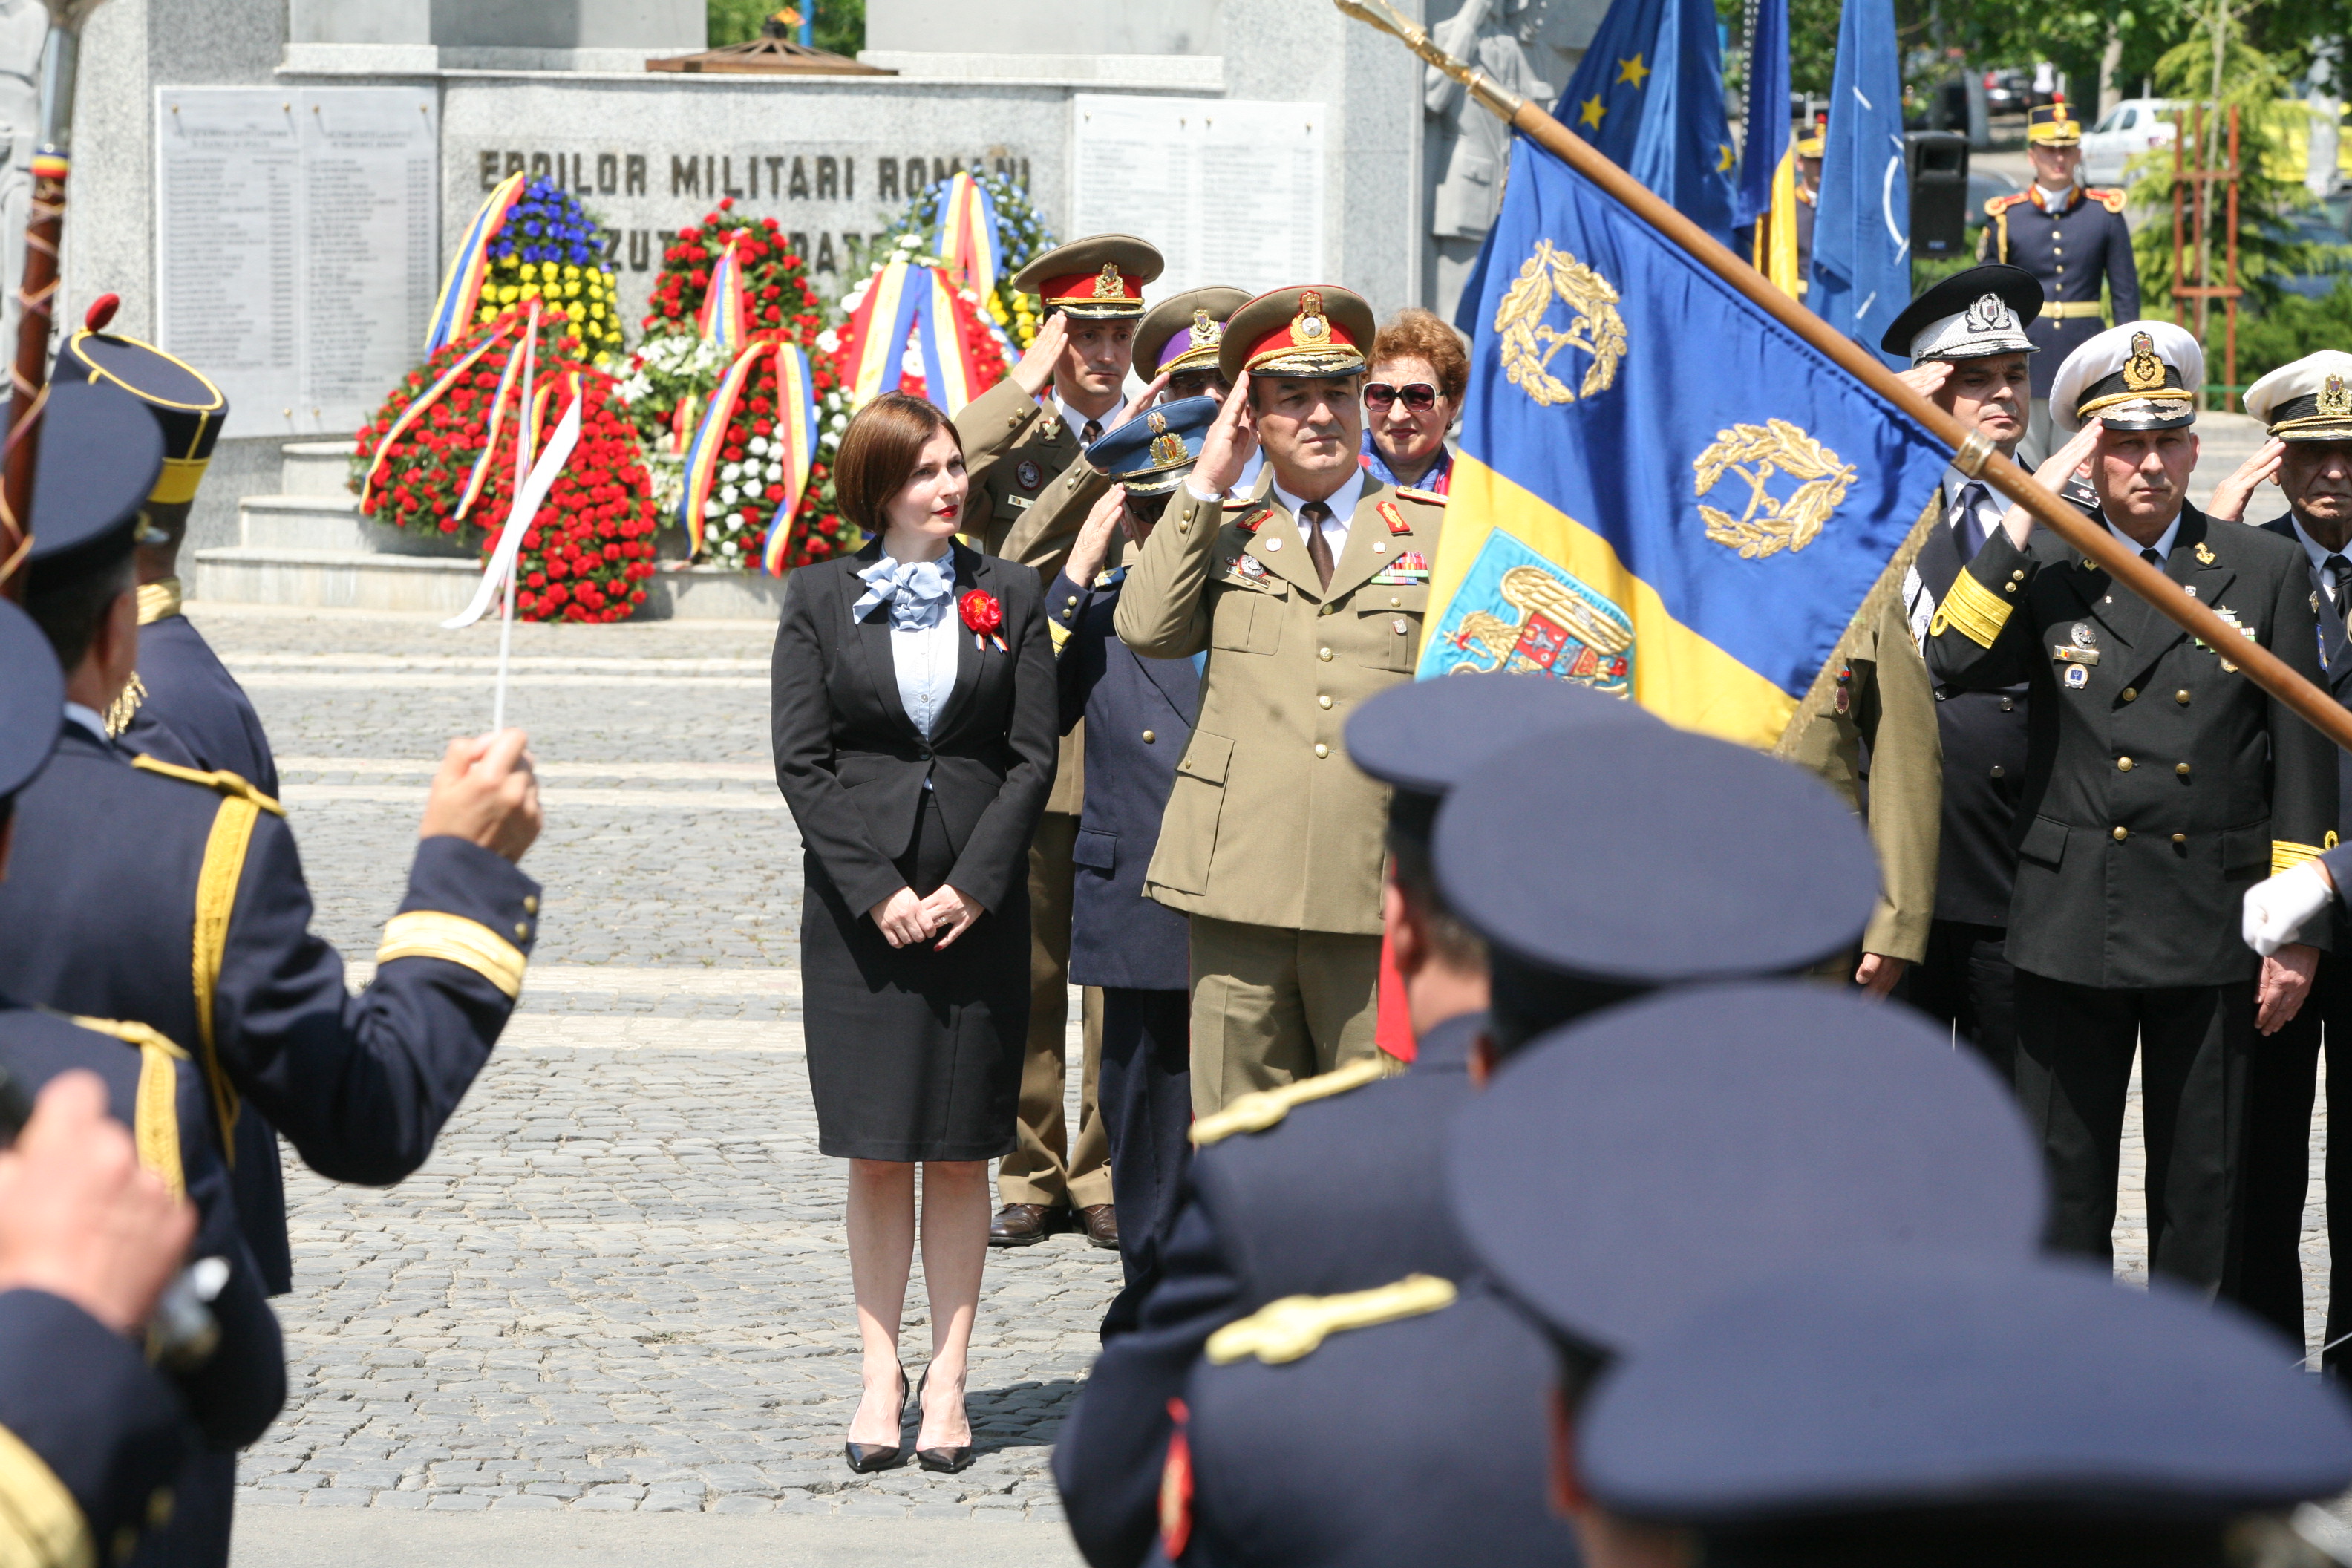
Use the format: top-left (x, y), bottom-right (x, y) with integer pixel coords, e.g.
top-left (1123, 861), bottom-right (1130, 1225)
top-left (192, 546), bottom-right (483, 615)
top-left (236, 493), bottom-right (482, 557)
top-left (281, 440), bottom-right (360, 497)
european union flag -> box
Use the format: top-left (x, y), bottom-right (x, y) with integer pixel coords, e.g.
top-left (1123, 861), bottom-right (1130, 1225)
top-left (1555, 0), bottom-right (1737, 246)
top-left (1422, 136), bottom-right (1950, 747)
top-left (1809, 0), bottom-right (1910, 363)
top-left (1733, 0), bottom-right (1790, 228)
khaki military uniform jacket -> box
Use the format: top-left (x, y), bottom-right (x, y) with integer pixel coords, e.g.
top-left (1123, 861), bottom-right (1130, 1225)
top-left (954, 373), bottom-right (1094, 812)
top-left (1780, 581), bottom-right (1943, 964)
top-left (1115, 478), bottom-right (1446, 935)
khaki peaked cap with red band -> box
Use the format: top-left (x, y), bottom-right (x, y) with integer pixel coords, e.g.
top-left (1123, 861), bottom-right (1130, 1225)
top-left (1011, 234), bottom-right (1164, 319)
top-left (1218, 285), bottom-right (1375, 383)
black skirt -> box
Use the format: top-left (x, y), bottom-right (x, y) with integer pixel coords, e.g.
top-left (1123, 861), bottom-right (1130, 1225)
top-left (800, 789), bottom-right (1028, 1161)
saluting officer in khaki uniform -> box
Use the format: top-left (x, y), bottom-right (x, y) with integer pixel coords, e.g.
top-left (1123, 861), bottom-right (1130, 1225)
top-left (953, 234), bottom-right (1165, 1247)
top-left (1117, 286), bottom-right (1446, 1114)
top-left (1002, 285), bottom-right (1252, 576)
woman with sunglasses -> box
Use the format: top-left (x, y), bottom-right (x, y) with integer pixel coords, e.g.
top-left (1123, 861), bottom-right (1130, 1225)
top-left (1360, 308), bottom-right (1468, 496)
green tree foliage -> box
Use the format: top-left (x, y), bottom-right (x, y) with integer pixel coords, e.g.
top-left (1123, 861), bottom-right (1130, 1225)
top-left (707, 0), bottom-right (864, 58)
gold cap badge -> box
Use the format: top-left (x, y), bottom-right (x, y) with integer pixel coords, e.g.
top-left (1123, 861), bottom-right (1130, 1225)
top-left (2322, 374), bottom-right (2352, 418)
top-left (1293, 289), bottom-right (1329, 344)
top-left (1148, 410), bottom-right (1169, 434)
top-left (2123, 331), bottom-right (2166, 392)
top-left (1189, 307), bottom-right (1218, 346)
top-left (1093, 263), bottom-right (1124, 300)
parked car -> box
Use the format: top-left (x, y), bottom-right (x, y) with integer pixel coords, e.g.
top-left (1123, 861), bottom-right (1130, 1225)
top-left (2268, 204), bottom-right (2352, 299)
top-left (2081, 99), bottom-right (2181, 186)
top-left (1982, 69), bottom-right (2034, 115)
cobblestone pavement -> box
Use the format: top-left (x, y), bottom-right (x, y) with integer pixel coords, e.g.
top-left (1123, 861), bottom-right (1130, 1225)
top-left (196, 602), bottom-right (2336, 1531)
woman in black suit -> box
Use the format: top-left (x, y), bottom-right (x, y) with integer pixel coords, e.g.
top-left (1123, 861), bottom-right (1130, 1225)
top-left (771, 391), bottom-right (1057, 1475)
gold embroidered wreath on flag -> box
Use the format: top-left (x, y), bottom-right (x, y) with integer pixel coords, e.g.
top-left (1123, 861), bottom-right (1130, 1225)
top-left (1693, 419), bottom-right (1858, 560)
top-left (1495, 241), bottom-right (1628, 407)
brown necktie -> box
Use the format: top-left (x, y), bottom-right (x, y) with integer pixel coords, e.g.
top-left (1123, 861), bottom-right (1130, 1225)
top-left (1301, 500), bottom-right (1336, 589)
top-left (1080, 419), bottom-right (1102, 447)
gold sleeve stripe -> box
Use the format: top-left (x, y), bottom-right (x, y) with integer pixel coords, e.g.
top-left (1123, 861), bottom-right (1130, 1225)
top-left (128, 756), bottom-right (284, 817)
top-left (134, 578), bottom-right (183, 626)
top-left (1189, 1054), bottom-right (1388, 1146)
top-left (0, 1420), bottom-right (97, 1568)
top-left (1934, 569), bottom-right (2015, 649)
top-left (376, 912), bottom-right (527, 1000)
top-left (1206, 1274), bottom-right (1458, 1367)
top-left (2275, 840), bottom-right (2328, 875)
top-left (68, 1019), bottom-right (189, 1203)
top-left (1047, 617), bottom-right (1073, 653)
top-left (189, 797), bottom-right (258, 1163)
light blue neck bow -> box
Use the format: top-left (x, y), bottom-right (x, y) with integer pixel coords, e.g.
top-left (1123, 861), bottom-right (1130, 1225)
top-left (854, 553), bottom-right (954, 631)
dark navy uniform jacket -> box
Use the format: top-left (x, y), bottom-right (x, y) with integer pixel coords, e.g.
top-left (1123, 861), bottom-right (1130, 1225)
top-left (2264, 516), bottom-right (2352, 843)
top-left (1978, 186), bottom-right (2141, 399)
top-left (1927, 508), bottom-right (2336, 987)
top-left (0, 728), bottom-right (540, 1294)
top-left (1051, 566), bottom-right (1198, 992)
top-left (1054, 1012), bottom-right (1485, 1568)
top-left (120, 602), bottom-right (280, 800)
top-left (0, 1002), bottom-right (286, 1567)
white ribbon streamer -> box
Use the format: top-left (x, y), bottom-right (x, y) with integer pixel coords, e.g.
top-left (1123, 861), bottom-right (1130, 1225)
top-left (440, 389), bottom-right (583, 632)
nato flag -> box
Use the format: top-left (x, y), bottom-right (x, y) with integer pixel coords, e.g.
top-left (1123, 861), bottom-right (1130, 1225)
top-left (1424, 136), bottom-right (1950, 748)
top-left (1554, 0), bottom-right (1737, 246)
top-left (1809, 0), bottom-right (1911, 365)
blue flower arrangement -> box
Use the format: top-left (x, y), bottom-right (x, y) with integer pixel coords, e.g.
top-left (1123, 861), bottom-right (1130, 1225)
top-left (474, 176), bottom-right (625, 365)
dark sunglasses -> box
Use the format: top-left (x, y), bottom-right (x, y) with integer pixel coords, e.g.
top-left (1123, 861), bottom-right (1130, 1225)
top-left (1364, 382), bottom-right (1440, 413)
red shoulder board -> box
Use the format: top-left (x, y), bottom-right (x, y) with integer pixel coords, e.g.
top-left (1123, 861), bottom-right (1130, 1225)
top-left (1393, 484), bottom-right (1449, 506)
top-left (1233, 505), bottom-right (1269, 534)
top-left (1379, 500), bottom-right (1413, 535)
top-left (2086, 187), bottom-right (2126, 213)
top-left (1984, 192), bottom-right (2025, 216)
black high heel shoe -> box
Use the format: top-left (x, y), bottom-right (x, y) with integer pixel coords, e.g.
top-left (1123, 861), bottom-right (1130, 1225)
top-left (843, 1360), bottom-right (909, 1474)
top-left (913, 1365), bottom-right (975, 1474)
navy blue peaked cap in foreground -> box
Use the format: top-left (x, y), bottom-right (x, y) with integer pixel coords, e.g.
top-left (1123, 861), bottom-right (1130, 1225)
top-left (60, 325), bottom-right (229, 505)
top-left (1084, 394), bottom-right (1219, 496)
top-left (1344, 670), bottom-right (1657, 801)
top-left (1448, 981), bottom-right (2045, 1356)
top-left (1434, 722), bottom-right (1878, 983)
top-left (1579, 1258), bottom-right (2352, 1540)
top-left (0, 599), bottom-right (62, 799)
top-left (18, 377), bottom-right (166, 589)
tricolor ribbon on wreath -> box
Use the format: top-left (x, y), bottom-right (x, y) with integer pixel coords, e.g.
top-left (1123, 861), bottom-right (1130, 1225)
top-left (358, 321), bottom-right (517, 511)
top-left (676, 339), bottom-right (821, 577)
top-left (424, 172), bottom-right (528, 356)
top-left (934, 171), bottom-right (1002, 298)
top-left (843, 258), bottom-right (998, 413)
top-left (698, 231), bottom-right (751, 356)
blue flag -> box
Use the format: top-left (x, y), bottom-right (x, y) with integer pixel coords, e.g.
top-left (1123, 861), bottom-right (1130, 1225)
top-left (1734, 0), bottom-right (1790, 227)
top-left (1554, 0), bottom-right (1738, 246)
top-left (1423, 136), bottom-right (1950, 747)
top-left (1809, 0), bottom-right (1910, 365)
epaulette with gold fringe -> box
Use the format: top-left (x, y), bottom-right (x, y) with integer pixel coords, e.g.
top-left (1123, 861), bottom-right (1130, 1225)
top-left (1204, 1274), bottom-right (1458, 1365)
top-left (2085, 186), bottom-right (2126, 213)
top-left (129, 754), bottom-right (286, 817)
top-left (1189, 1054), bottom-right (1388, 1146)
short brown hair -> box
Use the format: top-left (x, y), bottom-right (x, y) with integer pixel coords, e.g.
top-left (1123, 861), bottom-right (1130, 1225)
top-left (1371, 308), bottom-right (1469, 403)
top-left (832, 392), bottom-right (961, 534)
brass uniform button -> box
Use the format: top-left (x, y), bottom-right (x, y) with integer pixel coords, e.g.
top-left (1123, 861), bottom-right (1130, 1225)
top-left (1389, 595), bottom-right (1402, 607)
top-left (2117, 757), bottom-right (2133, 772)
top-left (515, 922), bottom-right (532, 940)
top-left (1990, 764), bottom-right (2005, 778)
top-left (1313, 743), bottom-right (1330, 759)
top-left (1318, 695), bottom-right (1333, 709)
top-left (2122, 687), bottom-right (2138, 702)
top-left (1065, 595), bottom-right (1079, 607)
top-left (1142, 730), bottom-right (1156, 744)
top-left (2112, 826), bottom-right (2129, 842)
top-left (2172, 833), bottom-right (2188, 845)
top-left (523, 895), bottom-right (538, 914)
top-left (2176, 762), bottom-right (2191, 777)
top-left (2011, 569), bottom-right (2025, 581)
top-left (1318, 647), bottom-right (1333, 662)
top-left (2175, 688), bottom-right (2191, 704)
top-left (2005, 581), bottom-right (2016, 593)
top-left (1999, 697), bottom-right (2014, 712)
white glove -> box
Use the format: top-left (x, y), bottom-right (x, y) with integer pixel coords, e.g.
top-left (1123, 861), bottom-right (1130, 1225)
top-left (2243, 860), bottom-right (2336, 956)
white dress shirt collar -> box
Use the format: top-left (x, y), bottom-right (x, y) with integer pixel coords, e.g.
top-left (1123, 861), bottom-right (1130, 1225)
top-left (2290, 515), bottom-right (2352, 589)
top-left (62, 702), bottom-right (109, 748)
top-left (1271, 468), bottom-right (1367, 532)
top-left (1055, 393), bottom-right (1117, 445)
top-left (2108, 512), bottom-right (2182, 562)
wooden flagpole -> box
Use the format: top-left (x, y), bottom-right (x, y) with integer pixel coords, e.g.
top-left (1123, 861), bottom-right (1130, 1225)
top-left (1333, 0), bottom-right (2352, 757)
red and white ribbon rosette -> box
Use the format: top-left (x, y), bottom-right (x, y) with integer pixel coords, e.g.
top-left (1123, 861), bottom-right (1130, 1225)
top-left (960, 589), bottom-right (1007, 652)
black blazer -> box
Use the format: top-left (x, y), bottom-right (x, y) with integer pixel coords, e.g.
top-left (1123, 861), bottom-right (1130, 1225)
top-left (771, 538), bottom-right (1057, 916)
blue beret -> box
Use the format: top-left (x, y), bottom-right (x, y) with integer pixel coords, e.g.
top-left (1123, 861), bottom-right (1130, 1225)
top-left (1085, 395), bottom-right (1220, 495)
top-left (1434, 722), bottom-right (1877, 983)
top-left (60, 328), bottom-right (229, 503)
top-left (19, 378), bottom-right (166, 588)
top-left (1178, 1282), bottom-right (1580, 1568)
top-left (1344, 670), bottom-right (1657, 799)
top-left (0, 599), bottom-right (62, 799)
top-left (1580, 1258), bottom-right (2352, 1529)
top-left (1446, 981), bottom-right (2045, 1355)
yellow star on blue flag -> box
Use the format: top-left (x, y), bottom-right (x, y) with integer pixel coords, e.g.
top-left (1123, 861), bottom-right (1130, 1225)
top-left (1546, 0), bottom-right (1737, 246)
top-left (1616, 53), bottom-right (1651, 88)
top-left (1578, 95), bottom-right (1606, 130)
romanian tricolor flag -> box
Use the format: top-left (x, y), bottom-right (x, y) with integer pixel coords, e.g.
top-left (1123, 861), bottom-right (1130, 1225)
top-left (1422, 137), bottom-right (1948, 748)
top-left (676, 342), bottom-right (768, 557)
top-left (425, 173), bottom-right (527, 355)
top-left (698, 232), bottom-right (751, 356)
top-left (846, 260), bottom-right (927, 405)
top-left (934, 172), bottom-right (1002, 298)
top-left (760, 344), bottom-right (820, 576)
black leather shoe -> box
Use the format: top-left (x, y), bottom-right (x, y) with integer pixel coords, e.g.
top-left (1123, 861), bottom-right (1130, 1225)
top-left (990, 1203), bottom-right (1072, 1247)
top-left (843, 1361), bottom-right (909, 1473)
top-left (914, 1365), bottom-right (976, 1474)
top-left (1079, 1203), bottom-right (1119, 1250)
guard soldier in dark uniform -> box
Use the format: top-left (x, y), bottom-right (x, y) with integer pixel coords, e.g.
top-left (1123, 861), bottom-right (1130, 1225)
top-left (0, 376), bottom-right (547, 1302)
top-left (0, 585), bottom-right (283, 1563)
top-left (2213, 349), bottom-right (2352, 1366)
top-left (1054, 713), bottom-right (1881, 1568)
top-left (1979, 100), bottom-right (2141, 460)
top-left (957, 234), bottom-right (1165, 1252)
top-left (61, 300), bottom-right (278, 797)
top-left (1044, 399), bottom-right (1217, 1324)
top-left (1148, 979), bottom-right (2045, 1568)
top-left (1887, 264), bottom-right (2045, 1077)
top-left (1926, 320), bottom-right (2336, 1296)
top-left (1571, 1259), bottom-right (2352, 1568)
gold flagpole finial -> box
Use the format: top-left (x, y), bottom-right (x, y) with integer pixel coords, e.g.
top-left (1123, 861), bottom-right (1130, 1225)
top-left (1330, 0), bottom-right (1528, 117)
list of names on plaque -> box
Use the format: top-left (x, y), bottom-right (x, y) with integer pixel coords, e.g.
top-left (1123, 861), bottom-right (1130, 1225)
top-left (158, 88), bottom-right (437, 440)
